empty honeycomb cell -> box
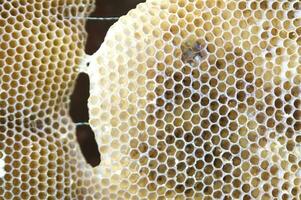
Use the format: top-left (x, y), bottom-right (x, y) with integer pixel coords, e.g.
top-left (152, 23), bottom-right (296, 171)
top-left (85, 0), bottom-right (301, 199)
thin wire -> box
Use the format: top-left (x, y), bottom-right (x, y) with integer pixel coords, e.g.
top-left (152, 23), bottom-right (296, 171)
top-left (64, 16), bottom-right (119, 21)
top-left (75, 122), bottom-right (90, 126)
top-left (57, 4), bottom-right (120, 21)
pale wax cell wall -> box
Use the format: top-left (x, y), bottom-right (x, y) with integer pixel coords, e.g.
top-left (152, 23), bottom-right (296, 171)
top-left (87, 0), bottom-right (301, 199)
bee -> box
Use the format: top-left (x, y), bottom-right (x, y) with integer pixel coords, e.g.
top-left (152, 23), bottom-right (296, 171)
top-left (181, 37), bottom-right (207, 67)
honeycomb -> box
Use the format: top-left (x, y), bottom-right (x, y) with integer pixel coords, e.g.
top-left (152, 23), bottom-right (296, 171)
top-left (87, 0), bottom-right (301, 199)
top-left (0, 0), bottom-right (100, 199)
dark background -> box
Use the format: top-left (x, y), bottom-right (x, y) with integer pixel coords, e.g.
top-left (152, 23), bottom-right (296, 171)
top-left (70, 0), bottom-right (144, 167)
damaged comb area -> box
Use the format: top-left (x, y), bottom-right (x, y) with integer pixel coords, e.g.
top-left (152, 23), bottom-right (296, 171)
top-left (87, 0), bottom-right (301, 199)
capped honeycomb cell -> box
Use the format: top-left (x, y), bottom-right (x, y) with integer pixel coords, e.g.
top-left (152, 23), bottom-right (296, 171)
top-left (0, 0), bottom-right (101, 199)
top-left (87, 0), bottom-right (301, 199)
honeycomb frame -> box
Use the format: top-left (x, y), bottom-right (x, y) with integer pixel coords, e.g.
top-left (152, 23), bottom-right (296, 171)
top-left (0, 0), bottom-right (301, 199)
top-left (87, 0), bottom-right (301, 199)
top-left (0, 0), bottom-right (99, 199)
